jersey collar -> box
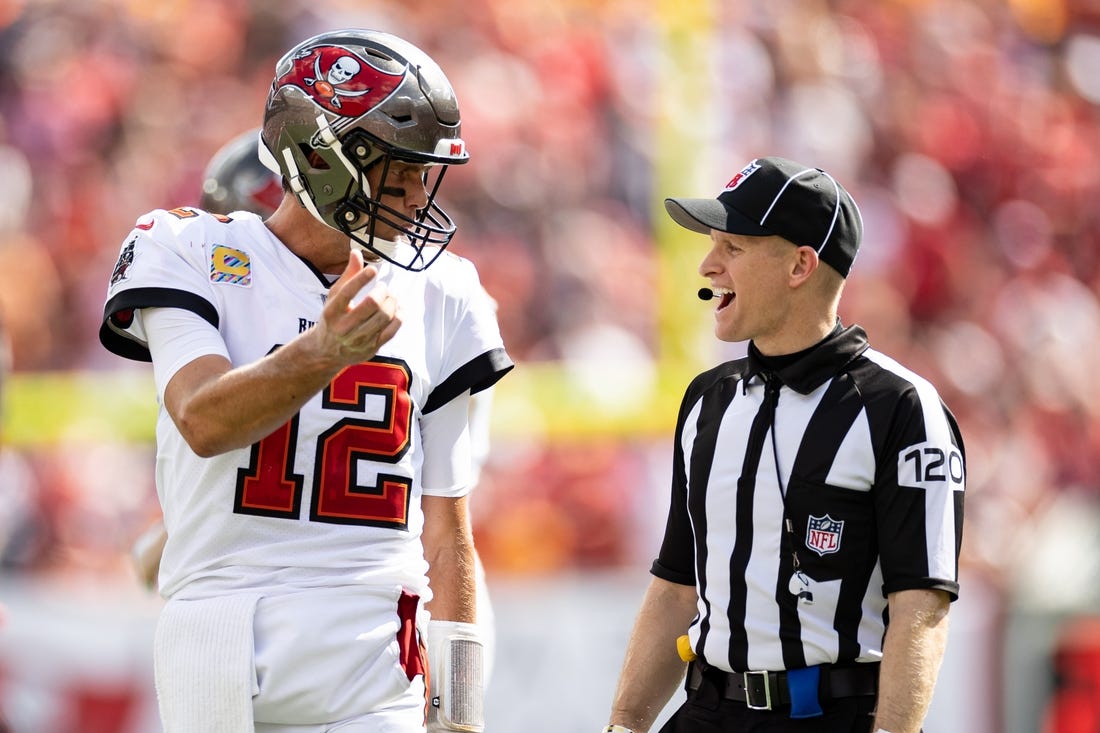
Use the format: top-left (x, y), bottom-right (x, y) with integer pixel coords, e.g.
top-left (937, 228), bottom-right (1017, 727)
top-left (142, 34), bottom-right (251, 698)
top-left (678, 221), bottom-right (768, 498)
top-left (746, 324), bottom-right (870, 394)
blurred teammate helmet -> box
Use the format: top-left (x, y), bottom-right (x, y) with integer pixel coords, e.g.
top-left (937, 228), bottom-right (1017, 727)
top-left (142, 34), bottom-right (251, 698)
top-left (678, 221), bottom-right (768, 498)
top-left (260, 29), bottom-right (469, 271)
top-left (200, 128), bottom-right (284, 218)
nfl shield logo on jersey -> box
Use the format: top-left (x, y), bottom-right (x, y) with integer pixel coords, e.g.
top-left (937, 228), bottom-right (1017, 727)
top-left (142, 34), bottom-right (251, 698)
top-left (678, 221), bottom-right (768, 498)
top-left (805, 514), bottom-right (844, 556)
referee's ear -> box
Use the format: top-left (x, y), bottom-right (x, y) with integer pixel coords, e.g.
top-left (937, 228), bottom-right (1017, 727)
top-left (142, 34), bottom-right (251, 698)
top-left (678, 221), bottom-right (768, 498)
top-left (788, 245), bottom-right (822, 289)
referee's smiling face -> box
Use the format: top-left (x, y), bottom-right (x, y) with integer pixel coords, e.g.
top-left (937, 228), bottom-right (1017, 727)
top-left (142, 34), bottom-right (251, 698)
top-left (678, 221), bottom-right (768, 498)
top-left (699, 230), bottom-right (798, 349)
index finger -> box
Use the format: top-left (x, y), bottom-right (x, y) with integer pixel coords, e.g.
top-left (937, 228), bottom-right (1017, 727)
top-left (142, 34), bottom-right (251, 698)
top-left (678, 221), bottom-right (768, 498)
top-left (330, 253), bottom-right (379, 311)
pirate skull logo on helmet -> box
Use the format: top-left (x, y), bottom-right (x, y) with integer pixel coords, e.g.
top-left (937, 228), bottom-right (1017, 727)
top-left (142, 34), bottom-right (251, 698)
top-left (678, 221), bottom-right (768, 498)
top-left (326, 56), bottom-right (360, 84)
top-left (260, 29), bottom-right (469, 271)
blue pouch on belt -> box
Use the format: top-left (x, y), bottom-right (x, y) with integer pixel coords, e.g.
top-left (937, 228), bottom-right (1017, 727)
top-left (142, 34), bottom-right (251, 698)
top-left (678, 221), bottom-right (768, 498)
top-left (787, 665), bottom-right (824, 718)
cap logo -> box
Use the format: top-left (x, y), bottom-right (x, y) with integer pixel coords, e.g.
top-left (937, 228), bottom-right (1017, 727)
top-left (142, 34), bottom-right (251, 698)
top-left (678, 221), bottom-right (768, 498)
top-left (276, 44), bottom-right (404, 117)
top-left (724, 161), bottom-right (762, 191)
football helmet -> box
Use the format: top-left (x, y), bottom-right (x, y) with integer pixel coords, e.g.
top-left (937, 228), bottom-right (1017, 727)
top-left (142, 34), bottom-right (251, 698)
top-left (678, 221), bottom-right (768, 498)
top-left (260, 29), bottom-right (469, 271)
top-left (200, 128), bottom-right (283, 218)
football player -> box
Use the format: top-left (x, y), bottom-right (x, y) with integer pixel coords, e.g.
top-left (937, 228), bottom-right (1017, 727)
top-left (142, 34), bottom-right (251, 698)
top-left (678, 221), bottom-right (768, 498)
top-left (133, 122), bottom-right (502, 693)
top-left (101, 29), bottom-right (511, 732)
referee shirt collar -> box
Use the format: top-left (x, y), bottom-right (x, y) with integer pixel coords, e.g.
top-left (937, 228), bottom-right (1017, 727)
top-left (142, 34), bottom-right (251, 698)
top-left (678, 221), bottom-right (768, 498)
top-left (746, 324), bottom-right (869, 394)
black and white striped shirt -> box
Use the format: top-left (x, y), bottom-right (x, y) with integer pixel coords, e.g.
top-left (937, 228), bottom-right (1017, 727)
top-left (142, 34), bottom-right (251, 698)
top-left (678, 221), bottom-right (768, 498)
top-left (652, 325), bottom-right (964, 674)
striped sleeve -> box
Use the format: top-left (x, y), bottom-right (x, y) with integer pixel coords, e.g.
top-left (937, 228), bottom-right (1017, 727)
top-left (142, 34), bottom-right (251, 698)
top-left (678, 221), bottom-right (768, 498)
top-left (865, 351), bottom-right (965, 600)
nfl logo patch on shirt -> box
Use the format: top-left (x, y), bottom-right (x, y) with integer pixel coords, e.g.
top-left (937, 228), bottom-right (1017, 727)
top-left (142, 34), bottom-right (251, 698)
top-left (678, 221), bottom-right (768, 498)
top-left (805, 514), bottom-right (844, 556)
top-left (211, 245), bottom-right (252, 286)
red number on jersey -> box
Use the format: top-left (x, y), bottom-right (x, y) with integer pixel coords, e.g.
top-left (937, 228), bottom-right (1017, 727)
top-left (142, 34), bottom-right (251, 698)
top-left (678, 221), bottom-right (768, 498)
top-left (234, 357), bottom-right (414, 529)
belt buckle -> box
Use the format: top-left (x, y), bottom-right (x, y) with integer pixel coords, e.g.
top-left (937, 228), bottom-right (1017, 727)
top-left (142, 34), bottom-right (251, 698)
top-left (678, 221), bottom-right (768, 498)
top-left (742, 670), bottom-right (772, 710)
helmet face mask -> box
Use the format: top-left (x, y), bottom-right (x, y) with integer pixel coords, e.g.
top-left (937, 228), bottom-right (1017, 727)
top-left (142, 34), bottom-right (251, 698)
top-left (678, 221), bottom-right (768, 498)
top-left (261, 30), bottom-right (469, 271)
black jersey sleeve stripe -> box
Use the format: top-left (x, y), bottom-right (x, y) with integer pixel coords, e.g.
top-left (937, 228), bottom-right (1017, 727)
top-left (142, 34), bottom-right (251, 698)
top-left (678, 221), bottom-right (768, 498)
top-left (99, 287), bottom-right (220, 362)
top-left (421, 347), bottom-right (514, 414)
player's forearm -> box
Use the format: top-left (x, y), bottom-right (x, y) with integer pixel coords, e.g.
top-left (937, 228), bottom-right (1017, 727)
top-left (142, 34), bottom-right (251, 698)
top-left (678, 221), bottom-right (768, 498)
top-left (168, 333), bottom-right (345, 456)
top-left (424, 549), bottom-right (476, 623)
top-left (609, 577), bottom-right (697, 733)
top-left (166, 255), bottom-right (400, 457)
top-left (422, 495), bottom-right (477, 623)
top-left (873, 589), bottom-right (951, 733)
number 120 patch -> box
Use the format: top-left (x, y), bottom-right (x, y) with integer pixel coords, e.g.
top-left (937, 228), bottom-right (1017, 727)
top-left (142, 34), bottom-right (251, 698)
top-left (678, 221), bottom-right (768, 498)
top-left (897, 441), bottom-right (965, 490)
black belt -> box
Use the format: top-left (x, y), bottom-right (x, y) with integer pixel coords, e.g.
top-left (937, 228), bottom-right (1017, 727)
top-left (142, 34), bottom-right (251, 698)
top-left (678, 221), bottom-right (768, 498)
top-left (686, 661), bottom-right (879, 711)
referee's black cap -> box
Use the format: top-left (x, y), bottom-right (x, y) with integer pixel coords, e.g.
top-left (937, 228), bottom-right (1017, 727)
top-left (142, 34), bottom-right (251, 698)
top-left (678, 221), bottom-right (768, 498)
top-left (664, 156), bottom-right (864, 278)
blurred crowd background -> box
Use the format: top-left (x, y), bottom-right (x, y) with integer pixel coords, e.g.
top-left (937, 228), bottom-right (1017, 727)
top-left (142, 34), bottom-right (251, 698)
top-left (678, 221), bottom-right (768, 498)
top-left (1, 0), bottom-right (1099, 731)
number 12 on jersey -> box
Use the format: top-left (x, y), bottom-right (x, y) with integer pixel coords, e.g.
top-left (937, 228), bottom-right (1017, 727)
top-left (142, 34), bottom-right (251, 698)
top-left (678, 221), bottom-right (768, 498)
top-left (233, 356), bottom-right (415, 530)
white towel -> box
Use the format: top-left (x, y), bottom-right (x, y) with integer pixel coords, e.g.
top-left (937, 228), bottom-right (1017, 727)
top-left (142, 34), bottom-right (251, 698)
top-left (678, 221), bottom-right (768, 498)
top-left (154, 593), bottom-right (261, 733)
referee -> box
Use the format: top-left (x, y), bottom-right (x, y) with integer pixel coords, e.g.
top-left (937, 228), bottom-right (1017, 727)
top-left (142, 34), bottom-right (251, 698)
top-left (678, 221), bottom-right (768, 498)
top-left (602, 157), bottom-right (964, 733)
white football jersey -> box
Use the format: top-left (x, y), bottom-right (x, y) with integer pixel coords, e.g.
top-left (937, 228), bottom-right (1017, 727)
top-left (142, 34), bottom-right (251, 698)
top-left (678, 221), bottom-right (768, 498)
top-left (99, 207), bottom-right (512, 601)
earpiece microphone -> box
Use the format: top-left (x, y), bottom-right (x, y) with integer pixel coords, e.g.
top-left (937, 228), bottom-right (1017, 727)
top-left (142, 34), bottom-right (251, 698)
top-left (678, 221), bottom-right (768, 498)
top-left (697, 287), bottom-right (715, 301)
